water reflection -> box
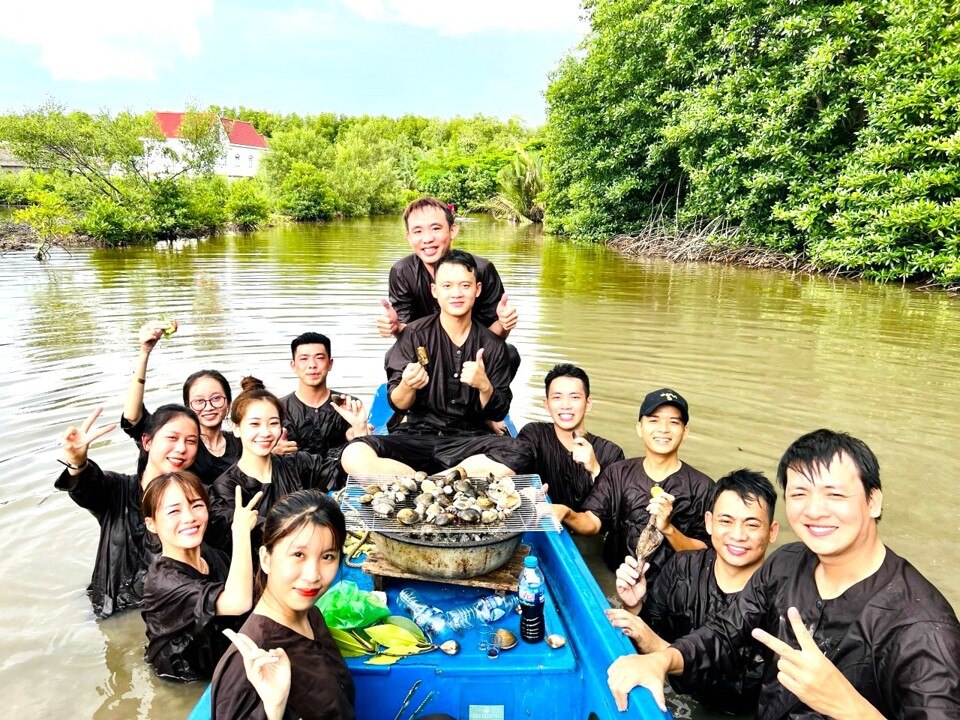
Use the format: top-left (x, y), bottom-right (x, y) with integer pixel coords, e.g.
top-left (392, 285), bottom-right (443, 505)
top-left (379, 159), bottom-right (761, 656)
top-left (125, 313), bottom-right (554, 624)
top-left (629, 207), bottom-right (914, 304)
top-left (1, 216), bottom-right (958, 719)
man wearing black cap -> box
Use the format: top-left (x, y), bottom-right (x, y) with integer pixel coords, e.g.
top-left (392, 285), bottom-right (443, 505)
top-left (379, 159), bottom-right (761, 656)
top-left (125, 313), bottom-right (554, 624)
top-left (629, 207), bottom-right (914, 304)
top-left (547, 388), bottom-right (714, 585)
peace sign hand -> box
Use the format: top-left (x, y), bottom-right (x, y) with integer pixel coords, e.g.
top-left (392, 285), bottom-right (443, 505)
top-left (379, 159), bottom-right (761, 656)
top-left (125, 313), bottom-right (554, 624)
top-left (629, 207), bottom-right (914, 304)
top-left (223, 629), bottom-right (291, 720)
top-left (232, 486), bottom-right (264, 535)
top-left (61, 407), bottom-right (117, 469)
top-left (752, 607), bottom-right (878, 717)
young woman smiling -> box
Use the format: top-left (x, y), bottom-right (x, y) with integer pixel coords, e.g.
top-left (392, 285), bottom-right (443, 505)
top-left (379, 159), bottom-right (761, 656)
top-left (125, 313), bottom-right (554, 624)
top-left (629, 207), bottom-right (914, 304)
top-left (141, 472), bottom-right (263, 681)
top-left (211, 489), bottom-right (354, 720)
top-left (122, 320), bottom-right (241, 485)
top-left (56, 404), bottom-right (201, 617)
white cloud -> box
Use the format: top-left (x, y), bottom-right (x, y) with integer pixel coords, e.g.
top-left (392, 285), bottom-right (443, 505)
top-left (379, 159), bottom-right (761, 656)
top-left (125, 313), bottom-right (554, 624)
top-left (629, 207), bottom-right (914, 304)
top-left (2, 0), bottom-right (213, 81)
top-left (340, 0), bottom-right (588, 36)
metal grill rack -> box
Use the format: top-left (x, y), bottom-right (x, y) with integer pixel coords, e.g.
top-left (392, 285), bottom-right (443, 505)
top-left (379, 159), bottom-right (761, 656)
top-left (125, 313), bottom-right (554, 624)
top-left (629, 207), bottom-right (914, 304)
top-left (339, 473), bottom-right (561, 535)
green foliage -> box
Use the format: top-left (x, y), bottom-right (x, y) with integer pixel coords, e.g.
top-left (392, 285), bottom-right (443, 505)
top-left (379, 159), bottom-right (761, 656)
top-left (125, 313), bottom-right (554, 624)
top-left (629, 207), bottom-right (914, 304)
top-left (482, 149), bottom-right (545, 223)
top-left (227, 178), bottom-right (271, 230)
top-left (278, 162), bottom-right (335, 220)
top-left (544, 0), bottom-right (960, 286)
top-left (14, 189), bottom-right (76, 259)
top-left (0, 171), bottom-right (39, 206)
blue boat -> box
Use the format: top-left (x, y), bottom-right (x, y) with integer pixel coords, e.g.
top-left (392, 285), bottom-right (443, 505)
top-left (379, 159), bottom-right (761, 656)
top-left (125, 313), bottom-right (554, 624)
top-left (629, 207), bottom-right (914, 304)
top-left (186, 386), bottom-right (669, 719)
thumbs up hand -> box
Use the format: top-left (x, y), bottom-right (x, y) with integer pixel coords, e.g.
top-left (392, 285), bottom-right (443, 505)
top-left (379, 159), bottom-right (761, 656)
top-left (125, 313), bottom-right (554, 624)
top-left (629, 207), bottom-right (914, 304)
top-left (271, 427), bottom-right (299, 455)
top-left (496, 293), bottom-right (518, 332)
top-left (460, 348), bottom-right (491, 392)
top-left (376, 298), bottom-right (400, 337)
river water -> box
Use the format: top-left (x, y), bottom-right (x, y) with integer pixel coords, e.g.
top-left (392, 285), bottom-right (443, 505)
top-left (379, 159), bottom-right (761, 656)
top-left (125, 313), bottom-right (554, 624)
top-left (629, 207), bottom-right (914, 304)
top-left (1, 216), bottom-right (958, 719)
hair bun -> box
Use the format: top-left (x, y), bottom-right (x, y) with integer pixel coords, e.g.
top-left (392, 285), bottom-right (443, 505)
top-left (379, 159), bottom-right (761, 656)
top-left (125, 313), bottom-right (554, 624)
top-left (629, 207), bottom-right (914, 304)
top-left (240, 376), bottom-right (266, 393)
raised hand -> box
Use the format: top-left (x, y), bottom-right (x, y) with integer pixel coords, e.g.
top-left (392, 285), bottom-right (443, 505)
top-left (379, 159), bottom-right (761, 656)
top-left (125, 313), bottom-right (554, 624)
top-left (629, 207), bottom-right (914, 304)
top-left (614, 556), bottom-right (649, 613)
top-left (646, 489), bottom-right (676, 532)
top-left (571, 436), bottom-right (600, 476)
top-left (460, 348), bottom-right (491, 392)
top-left (331, 395), bottom-right (371, 439)
top-left (61, 407), bottom-right (117, 468)
top-left (138, 320), bottom-right (171, 354)
top-left (496, 293), bottom-right (518, 332)
top-left (401, 361), bottom-right (429, 390)
top-left (271, 428), bottom-right (298, 455)
top-left (376, 298), bottom-right (400, 338)
top-left (223, 629), bottom-right (291, 720)
top-left (232, 486), bottom-right (263, 534)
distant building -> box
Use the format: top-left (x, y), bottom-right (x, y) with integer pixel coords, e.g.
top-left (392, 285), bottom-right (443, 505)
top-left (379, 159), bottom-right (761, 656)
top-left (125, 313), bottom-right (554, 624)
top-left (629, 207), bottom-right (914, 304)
top-left (0, 144), bottom-right (27, 174)
top-left (147, 112), bottom-right (269, 179)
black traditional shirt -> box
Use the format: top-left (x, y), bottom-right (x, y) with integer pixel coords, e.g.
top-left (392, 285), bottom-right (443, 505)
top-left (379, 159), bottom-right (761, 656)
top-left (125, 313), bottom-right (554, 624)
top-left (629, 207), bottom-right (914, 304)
top-left (581, 458), bottom-right (713, 580)
top-left (212, 607), bottom-right (355, 720)
top-left (389, 252), bottom-right (505, 329)
top-left (672, 543), bottom-right (960, 720)
top-left (142, 547), bottom-right (242, 681)
top-left (121, 404), bottom-right (241, 486)
top-left (386, 314), bottom-right (512, 434)
top-left (55, 461), bottom-right (160, 617)
top-left (518, 421), bottom-right (625, 510)
top-left (278, 391), bottom-right (349, 457)
top-left (643, 548), bottom-right (763, 713)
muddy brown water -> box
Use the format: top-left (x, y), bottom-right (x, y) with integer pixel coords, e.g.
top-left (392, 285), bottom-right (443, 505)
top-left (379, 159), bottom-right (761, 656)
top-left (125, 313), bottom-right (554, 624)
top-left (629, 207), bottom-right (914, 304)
top-left (1, 216), bottom-right (958, 719)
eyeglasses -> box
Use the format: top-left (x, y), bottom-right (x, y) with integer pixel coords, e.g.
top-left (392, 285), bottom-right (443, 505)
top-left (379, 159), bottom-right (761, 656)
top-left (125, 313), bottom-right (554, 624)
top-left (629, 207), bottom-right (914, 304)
top-left (189, 394), bottom-right (227, 412)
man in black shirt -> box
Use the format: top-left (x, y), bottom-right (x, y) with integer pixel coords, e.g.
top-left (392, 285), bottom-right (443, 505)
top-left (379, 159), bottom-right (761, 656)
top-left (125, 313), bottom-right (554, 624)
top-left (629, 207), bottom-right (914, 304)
top-left (546, 388), bottom-right (713, 583)
top-left (342, 250), bottom-right (532, 476)
top-left (606, 469), bottom-right (779, 714)
top-left (519, 363), bottom-right (624, 510)
top-left (607, 429), bottom-right (960, 718)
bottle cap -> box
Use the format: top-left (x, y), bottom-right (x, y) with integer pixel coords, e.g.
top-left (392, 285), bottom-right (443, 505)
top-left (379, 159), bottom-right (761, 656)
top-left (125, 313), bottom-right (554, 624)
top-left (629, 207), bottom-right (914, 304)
top-left (524, 556), bottom-right (538, 568)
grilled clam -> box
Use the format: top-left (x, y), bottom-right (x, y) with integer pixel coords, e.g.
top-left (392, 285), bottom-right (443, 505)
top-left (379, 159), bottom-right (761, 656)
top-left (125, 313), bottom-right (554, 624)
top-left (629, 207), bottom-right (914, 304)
top-left (396, 508), bottom-right (422, 525)
top-left (458, 508), bottom-right (481, 524)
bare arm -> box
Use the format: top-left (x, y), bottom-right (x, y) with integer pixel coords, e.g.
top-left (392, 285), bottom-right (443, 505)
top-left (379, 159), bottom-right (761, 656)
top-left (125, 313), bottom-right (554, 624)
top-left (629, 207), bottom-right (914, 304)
top-left (390, 363), bottom-right (428, 410)
top-left (216, 487), bottom-right (262, 616)
top-left (550, 504), bottom-right (602, 536)
top-left (649, 491), bottom-right (708, 552)
top-left (123, 321), bottom-right (170, 424)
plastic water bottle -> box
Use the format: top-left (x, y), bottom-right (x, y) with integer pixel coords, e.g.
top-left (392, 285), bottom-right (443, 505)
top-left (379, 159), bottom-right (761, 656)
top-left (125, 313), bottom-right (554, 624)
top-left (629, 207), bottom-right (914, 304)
top-left (396, 589), bottom-right (451, 642)
top-left (446, 594), bottom-right (520, 633)
top-left (518, 556), bottom-right (545, 643)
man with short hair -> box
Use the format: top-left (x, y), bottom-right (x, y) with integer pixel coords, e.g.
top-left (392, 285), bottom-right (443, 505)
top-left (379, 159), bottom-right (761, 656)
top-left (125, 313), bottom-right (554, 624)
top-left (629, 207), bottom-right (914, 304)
top-left (606, 469), bottom-right (779, 714)
top-left (519, 363), bottom-right (624, 510)
top-left (607, 429), bottom-right (960, 718)
top-left (342, 250), bottom-right (532, 476)
top-left (548, 389), bottom-right (713, 584)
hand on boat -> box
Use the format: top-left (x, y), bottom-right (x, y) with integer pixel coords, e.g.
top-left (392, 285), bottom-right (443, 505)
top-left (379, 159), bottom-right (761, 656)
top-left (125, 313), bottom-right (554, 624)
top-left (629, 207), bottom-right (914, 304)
top-left (332, 396), bottom-right (371, 439)
top-left (646, 490), bottom-right (675, 532)
top-left (271, 428), bottom-right (299, 455)
top-left (614, 556), bottom-right (648, 613)
top-left (223, 629), bottom-right (291, 720)
top-left (60, 407), bottom-right (117, 470)
top-left (604, 609), bottom-right (665, 653)
top-left (232, 486), bottom-right (263, 535)
top-left (376, 298), bottom-right (400, 338)
top-left (401, 361), bottom-right (430, 389)
top-left (571, 437), bottom-right (600, 477)
top-left (607, 652), bottom-right (669, 712)
top-left (460, 349), bottom-right (491, 392)
top-left (496, 293), bottom-right (518, 332)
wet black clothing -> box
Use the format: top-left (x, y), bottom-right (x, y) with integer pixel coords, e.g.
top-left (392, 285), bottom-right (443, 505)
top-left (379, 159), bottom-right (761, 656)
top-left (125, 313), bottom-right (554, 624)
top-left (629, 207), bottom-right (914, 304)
top-left (212, 607), bottom-right (355, 720)
top-left (358, 431), bottom-right (534, 475)
top-left (278, 391), bottom-right (349, 457)
top-left (642, 548), bottom-right (763, 713)
top-left (672, 543), bottom-right (960, 720)
top-left (386, 314), bottom-right (512, 432)
top-left (121, 404), bottom-right (240, 486)
top-left (389, 252), bottom-right (505, 329)
top-left (142, 548), bottom-right (243, 682)
top-left (581, 458), bottom-right (713, 582)
top-left (518, 422), bottom-right (625, 510)
top-left (55, 461), bottom-right (160, 618)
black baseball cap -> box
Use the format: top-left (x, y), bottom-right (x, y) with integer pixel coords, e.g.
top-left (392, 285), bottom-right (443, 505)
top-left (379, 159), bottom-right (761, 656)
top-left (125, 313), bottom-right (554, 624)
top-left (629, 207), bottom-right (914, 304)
top-left (638, 388), bottom-right (689, 424)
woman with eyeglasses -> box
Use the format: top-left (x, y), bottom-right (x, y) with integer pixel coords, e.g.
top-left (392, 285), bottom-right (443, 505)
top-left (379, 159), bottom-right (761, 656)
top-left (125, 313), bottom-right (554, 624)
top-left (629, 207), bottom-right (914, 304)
top-left (121, 320), bottom-right (241, 486)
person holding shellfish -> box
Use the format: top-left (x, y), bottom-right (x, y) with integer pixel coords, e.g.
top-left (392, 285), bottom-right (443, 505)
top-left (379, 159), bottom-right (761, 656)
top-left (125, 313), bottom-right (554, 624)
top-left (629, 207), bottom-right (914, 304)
top-left (342, 249), bottom-right (534, 478)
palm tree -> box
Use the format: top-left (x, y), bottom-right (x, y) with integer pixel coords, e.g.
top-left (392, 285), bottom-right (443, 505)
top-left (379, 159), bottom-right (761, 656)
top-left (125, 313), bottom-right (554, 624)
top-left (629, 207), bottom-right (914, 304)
top-left (482, 149), bottom-right (544, 224)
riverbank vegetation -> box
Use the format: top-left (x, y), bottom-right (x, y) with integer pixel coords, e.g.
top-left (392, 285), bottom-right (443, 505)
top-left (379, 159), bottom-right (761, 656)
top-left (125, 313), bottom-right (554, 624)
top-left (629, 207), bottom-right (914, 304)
top-left (544, 0), bottom-right (960, 288)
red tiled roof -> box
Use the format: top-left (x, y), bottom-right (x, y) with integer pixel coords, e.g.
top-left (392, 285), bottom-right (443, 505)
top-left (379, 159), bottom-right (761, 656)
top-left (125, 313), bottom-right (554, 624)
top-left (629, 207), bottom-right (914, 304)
top-left (152, 112), bottom-right (269, 149)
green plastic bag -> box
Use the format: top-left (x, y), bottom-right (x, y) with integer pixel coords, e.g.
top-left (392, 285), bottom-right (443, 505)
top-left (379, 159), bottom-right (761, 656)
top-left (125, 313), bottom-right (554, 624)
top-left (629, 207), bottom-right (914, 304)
top-left (317, 580), bottom-right (391, 630)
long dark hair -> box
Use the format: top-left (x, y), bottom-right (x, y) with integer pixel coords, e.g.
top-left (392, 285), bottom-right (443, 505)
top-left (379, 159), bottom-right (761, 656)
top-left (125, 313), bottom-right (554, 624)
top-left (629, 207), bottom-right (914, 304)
top-left (256, 489), bottom-right (346, 598)
top-left (141, 470), bottom-right (209, 519)
top-left (230, 376), bottom-right (283, 425)
top-left (143, 404), bottom-right (201, 444)
top-left (182, 370), bottom-right (232, 406)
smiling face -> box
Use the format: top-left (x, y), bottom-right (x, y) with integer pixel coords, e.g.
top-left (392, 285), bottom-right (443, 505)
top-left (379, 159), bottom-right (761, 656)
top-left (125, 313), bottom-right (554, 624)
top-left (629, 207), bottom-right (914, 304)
top-left (260, 522), bottom-right (341, 613)
top-left (145, 481), bottom-right (208, 552)
top-left (545, 375), bottom-right (592, 432)
top-left (705, 490), bottom-right (778, 570)
top-left (406, 206), bottom-right (458, 268)
top-left (291, 343), bottom-right (333, 390)
top-left (431, 261), bottom-right (480, 319)
top-left (636, 404), bottom-right (687, 458)
top-left (143, 415), bottom-right (200, 475)
top-left (187, 376), bottom-right (230, 429)
top-left (235, 398), bottom-right (283, 457)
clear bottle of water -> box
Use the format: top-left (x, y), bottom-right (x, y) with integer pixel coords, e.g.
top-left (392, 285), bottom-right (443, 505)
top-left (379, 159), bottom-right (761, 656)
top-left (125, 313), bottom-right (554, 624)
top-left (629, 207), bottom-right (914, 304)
top-left (396, 588), bottom-right (451, 642)
top-left (518, 555), bottom-right (545, 643)
top-left (446, 593), bottom-right (520, 633)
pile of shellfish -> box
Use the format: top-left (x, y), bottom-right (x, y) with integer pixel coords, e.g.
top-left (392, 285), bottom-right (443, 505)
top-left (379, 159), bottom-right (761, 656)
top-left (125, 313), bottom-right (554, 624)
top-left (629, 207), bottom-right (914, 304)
top-left (357, 468), bottom-right (523, 528)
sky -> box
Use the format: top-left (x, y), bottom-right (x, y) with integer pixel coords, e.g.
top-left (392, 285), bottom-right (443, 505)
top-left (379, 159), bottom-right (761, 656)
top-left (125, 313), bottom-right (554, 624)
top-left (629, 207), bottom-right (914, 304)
top-left (0, 0), bottom-right (589, 125)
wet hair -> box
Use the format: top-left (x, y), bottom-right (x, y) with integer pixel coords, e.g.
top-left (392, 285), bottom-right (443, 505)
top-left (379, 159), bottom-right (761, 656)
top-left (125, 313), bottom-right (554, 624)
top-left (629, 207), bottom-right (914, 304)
top-left (141, 470), bottom-right (209, 520)
top-left (403, 196), bottom-right (455, 229)
top-left (182, 370), bottom-right (232, 406)
top-left (290, 332), bottom-right (331, 358)
top-left (776, 428), bottom-right (881, 498)
top-left (544, 363), bottom-right (591, 398)
top-left (143, 404), bottom-right (200, 444)
top-left (230, 376), bottom-right (284, 425)
top-left (257, 489), bottom-right (347, 596)
top-left (434, 249), bottom-right (477, 277)
top-left (710, 469), bottom-right (777, 522)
